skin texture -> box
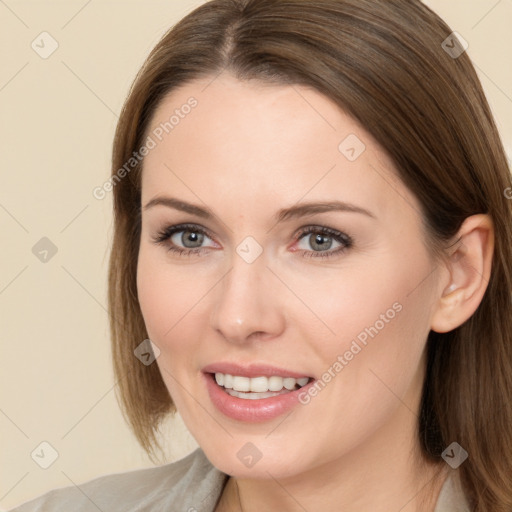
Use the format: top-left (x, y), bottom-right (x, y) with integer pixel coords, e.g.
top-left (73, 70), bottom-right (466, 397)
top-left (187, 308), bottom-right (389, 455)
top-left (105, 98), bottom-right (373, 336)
top-left (136, 74), bottom-right (494, 511)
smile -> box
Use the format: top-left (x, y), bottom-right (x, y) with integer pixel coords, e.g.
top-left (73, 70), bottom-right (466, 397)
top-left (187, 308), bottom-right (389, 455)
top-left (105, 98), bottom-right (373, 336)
top-left (202, 363), bottom-right (316, 422)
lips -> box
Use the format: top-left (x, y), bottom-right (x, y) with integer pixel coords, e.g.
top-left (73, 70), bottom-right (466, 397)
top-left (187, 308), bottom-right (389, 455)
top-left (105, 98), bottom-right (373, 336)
top-left (202, 362), bottom-right (316, 422)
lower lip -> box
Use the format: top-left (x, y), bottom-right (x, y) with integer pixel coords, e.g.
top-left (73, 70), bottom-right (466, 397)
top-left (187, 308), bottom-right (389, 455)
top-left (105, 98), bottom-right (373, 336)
top-left (203, 373), bottom-right (315, 422)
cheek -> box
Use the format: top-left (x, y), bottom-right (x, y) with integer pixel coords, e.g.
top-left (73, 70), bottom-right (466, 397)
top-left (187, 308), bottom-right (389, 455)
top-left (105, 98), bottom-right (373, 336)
top-left (286, 266), bottom-right (432, 457)
top-left (292, 246), bottom-right (434, 390)
top-left (136, 249), bottom-right (204, 352)
top-left (136, 252), bottom-right (208, 409)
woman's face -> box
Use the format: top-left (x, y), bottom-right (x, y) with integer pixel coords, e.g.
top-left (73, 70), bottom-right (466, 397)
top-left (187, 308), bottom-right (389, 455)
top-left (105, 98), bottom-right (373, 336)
top-left (137, 74), bottom-right (443, 479)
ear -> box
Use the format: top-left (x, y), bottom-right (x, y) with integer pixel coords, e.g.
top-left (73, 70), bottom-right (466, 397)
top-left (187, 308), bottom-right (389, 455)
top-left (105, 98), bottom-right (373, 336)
top-left (430, 214), bottom-right (494, 333)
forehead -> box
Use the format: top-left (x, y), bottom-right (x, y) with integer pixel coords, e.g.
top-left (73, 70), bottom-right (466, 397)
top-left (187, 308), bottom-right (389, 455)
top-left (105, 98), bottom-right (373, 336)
top-left (141, 74), bottom-right (419, 221)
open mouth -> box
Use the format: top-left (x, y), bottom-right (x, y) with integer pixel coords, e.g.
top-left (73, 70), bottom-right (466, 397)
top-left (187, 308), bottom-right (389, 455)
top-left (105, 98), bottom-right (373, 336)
top-left (209, 372), bottom-right (313, 400)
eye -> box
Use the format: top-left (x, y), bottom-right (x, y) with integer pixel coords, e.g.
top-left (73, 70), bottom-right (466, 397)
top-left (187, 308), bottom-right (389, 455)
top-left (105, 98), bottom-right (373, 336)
top-left (294, 226), bottom-right (353, 259)
top-left (151, 223), bottom-right (353, 260)
top-left (151, 223), bottom-right (218, 256)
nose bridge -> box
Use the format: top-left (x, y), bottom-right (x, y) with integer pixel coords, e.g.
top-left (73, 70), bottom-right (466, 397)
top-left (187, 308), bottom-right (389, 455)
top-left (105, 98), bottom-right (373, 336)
top-left (211, 247), bottom-right (284, 342)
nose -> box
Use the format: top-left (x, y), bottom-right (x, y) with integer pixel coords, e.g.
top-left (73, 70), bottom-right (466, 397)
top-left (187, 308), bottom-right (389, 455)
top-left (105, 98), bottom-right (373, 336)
top-left (210, 251), bottom-right (286, 344)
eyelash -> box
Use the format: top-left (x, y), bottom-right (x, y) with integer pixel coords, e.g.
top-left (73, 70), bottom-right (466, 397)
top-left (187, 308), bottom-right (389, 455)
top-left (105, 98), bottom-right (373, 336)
top-left (151, 223), bottom-right (353, 260)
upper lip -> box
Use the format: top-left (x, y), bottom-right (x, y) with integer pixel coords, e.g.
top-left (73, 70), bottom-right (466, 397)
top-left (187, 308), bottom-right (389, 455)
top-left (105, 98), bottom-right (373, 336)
top-left (202, 362), bottom-right (313, 379)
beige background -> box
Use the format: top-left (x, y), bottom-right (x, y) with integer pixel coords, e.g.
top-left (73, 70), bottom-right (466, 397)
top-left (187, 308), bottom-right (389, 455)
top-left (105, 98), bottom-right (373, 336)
top-left (1, 0), bottom-right (511, 509)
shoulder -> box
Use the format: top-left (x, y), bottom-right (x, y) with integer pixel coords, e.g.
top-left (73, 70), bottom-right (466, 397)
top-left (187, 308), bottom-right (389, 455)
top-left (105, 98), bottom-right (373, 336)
top-left (434, 473), bottom-right (471, 512)
top-left (8, 448), bottom-right (228, 512)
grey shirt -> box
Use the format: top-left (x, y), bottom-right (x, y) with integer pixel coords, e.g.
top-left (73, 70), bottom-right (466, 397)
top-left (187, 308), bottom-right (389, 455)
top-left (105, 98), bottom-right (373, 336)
top-left (8, 448), bottom-right (470, 512)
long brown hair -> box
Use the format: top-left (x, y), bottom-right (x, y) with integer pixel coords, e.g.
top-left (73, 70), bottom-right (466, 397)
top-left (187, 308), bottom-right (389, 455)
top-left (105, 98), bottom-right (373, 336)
top-left (108, 1), bottom-right (512, 509)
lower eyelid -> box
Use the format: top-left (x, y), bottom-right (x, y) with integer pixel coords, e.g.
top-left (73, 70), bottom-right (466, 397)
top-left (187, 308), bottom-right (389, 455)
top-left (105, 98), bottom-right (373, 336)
top-left (299, 245), bottom-right (349, 259)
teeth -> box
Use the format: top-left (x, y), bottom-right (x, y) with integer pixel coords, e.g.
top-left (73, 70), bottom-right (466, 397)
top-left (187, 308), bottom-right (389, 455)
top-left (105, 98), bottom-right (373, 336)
top-left (233, 376), bottom-right (251, 392)
top-left (250, 376), bottom-right (268, 392)
top-left (214, 373), bottom-right (310, 393)
top-left (224, 374), bottom-right (233, 389)
top-left (268, 376), bottom-right (283, 391)
top-left (283, 377), bottom-right (297, 390)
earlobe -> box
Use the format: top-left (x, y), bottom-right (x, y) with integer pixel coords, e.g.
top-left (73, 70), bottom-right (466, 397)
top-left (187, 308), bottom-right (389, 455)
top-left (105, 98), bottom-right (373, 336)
top-left (430, 214), bottom-right (494, 334)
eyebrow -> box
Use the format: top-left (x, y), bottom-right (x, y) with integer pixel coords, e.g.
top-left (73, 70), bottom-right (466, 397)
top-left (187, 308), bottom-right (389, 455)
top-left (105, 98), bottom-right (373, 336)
top-left (143, 196), bottom-right (376, 222)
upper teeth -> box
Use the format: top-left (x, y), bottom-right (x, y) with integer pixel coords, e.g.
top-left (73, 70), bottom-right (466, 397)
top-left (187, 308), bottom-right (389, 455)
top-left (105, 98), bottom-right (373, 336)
top-left (214, 373), bottom-right (309, 392)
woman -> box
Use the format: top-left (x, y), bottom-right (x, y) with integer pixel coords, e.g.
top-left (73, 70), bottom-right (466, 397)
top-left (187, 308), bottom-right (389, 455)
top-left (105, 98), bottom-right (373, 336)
top-left (10, 0), bottom-right (512, 511)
